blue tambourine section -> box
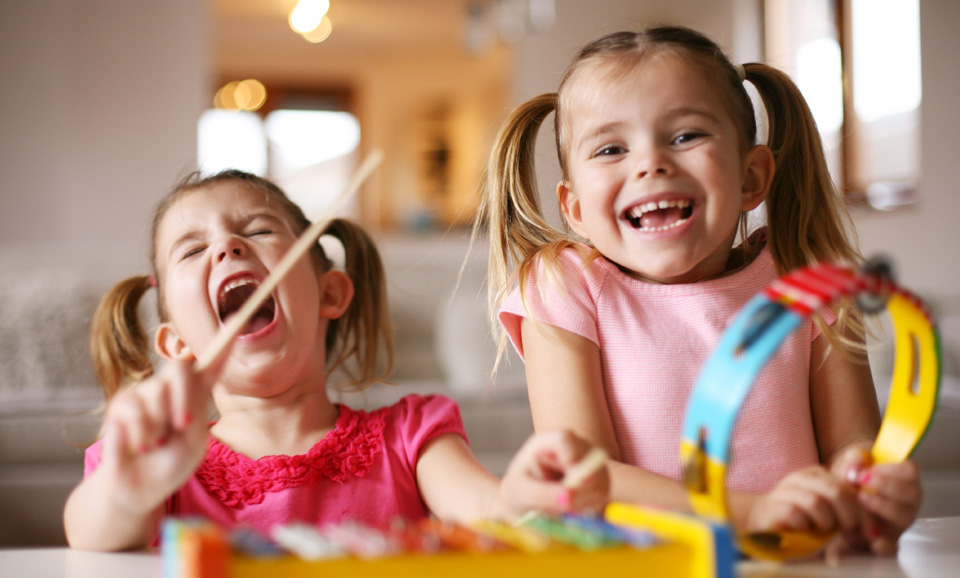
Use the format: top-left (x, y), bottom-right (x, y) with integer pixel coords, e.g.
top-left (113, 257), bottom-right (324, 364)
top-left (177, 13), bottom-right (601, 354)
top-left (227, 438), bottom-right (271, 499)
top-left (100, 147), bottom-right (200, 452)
top-left (682, 294), bottom-right (803, 464)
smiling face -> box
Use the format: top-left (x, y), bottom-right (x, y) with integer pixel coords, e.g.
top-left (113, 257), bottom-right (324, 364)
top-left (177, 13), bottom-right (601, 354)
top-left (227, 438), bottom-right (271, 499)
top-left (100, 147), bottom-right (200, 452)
top-left (152, 182), bottom-right (334, 394)
top-left (558, 51), bottom-right (771, 284)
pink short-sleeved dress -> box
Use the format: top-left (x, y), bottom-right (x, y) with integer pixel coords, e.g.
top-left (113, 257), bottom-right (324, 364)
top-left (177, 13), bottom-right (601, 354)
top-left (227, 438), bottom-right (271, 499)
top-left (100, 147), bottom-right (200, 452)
top-left (499, 245), bottom-right (823, 494)
top-left (84, 394), bottom-right (466, 537)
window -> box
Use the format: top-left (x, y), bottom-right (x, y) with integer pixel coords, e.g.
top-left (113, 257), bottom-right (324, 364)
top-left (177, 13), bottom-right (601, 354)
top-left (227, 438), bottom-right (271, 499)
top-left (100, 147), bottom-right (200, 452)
top-left (765, 0), bottom-right (921, 209)
top-left (197, 90), bottom-right (360, 222)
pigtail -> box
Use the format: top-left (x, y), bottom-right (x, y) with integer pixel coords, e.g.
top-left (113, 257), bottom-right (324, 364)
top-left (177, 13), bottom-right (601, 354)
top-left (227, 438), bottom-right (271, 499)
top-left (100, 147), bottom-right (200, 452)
top-left (89, 275), bottom-right (156, 401)
top-left (744, 63), bottom-right (867, 358)
top-left (322, 218), bottom-right (394, 390)
top-left (743, 62), bottom-right (861, 272)
top-left (476, 93), bottom-right (571, 333)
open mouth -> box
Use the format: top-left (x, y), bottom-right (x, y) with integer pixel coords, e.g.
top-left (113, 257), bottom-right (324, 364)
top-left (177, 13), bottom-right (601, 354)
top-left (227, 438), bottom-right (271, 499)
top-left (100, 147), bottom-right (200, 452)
top-left (217, 276), bottom-right (276, 335)
top-left (623, 199), bottom-right (693, 232)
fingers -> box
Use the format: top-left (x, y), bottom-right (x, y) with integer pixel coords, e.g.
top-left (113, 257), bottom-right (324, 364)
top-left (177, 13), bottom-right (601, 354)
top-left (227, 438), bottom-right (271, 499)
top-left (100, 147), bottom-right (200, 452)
top-left (750, 467), bottom-right (859, 535)
top-left (106, 380), bottom-right (172, 455)
top-left (832, 443), bottom-right (873, 482)
top-left (104, 358), bottom-right (214, 457)
top-left (506, 431), bottom-right (610, 516)
top-left (856, 461), bottom-right (921, 539)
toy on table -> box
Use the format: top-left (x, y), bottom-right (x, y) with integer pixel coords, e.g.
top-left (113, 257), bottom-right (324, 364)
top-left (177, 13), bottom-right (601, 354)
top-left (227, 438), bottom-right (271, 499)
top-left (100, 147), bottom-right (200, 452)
top-left (162, 509), bottom-right (736, 578)
top-left (680, 257), bottom-right (941, 561)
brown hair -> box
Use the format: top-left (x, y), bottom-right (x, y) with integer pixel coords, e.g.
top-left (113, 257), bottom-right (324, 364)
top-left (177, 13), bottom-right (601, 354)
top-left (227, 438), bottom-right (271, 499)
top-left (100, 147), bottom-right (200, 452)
top-left (90, 170), bottom-right (394, 400)
top-left (475, 26), bottom-right (864, 360)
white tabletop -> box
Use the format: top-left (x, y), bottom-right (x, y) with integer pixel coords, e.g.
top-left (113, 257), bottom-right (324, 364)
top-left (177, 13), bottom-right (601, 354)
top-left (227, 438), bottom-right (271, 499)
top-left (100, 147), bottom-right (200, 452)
top-left (2, 517), bottom-right (958, 578)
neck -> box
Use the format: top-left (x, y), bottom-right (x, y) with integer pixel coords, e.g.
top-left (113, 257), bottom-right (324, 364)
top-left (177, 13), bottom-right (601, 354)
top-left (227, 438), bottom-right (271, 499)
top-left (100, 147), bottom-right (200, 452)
top-left (211, 388), bottom-right (340, 459)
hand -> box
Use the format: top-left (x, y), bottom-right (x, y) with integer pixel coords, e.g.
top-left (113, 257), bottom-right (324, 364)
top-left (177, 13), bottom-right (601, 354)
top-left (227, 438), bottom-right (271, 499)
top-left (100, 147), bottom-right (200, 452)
top-left (499, 430), bottom-right (610, 519)
top-left (832, 447), bottom-right (922, 556)
top-left (746, 465), bottom-right (859, 537)
top-left (98, 356), bottom-right (223, 514)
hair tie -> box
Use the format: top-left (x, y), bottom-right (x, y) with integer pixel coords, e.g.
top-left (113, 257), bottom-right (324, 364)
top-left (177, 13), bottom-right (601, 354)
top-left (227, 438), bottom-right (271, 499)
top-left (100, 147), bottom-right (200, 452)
top-left (148, 274), bottom-right (157, 287)
top-left (733, 63), bottom-right (746, 82)
top-left (318, 234), bottom-right (347, 271)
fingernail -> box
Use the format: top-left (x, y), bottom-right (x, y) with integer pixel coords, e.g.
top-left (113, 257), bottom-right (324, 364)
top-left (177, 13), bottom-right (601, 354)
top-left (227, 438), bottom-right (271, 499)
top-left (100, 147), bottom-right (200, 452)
top-left (858, 471), bottom-right (872, 486)
top-left (156, 437), bottom-right (168, 448)
top-left (555, 488), bottom-right (572, 509)
top-left (845, 468), bottom-right (859, 484)
top-left (182, 412), bottom-right (193, 427)
top-left (869, 526), bottom-right (882, 540)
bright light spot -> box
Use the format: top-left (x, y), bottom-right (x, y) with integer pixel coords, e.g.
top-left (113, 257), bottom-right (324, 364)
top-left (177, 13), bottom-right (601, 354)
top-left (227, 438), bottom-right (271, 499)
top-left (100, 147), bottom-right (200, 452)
top-left (302, 16), bottom-right (333, 43)
top-left (234, 79), bottom-right (267, 111)
top-left (198, 109), bottom-right (268, 176)
top-left (265, 110), bottom-right (360, 171)
top-left (214, 79), bottom-right (267, 112)
top-left (289, 0), bottom-right (330, 34)
top-left (796, 38), bottom-right (843, 133)
top-left (213, 81), bottom-right (240, 109)
top-left (852, 0), bottom-right (921, 121)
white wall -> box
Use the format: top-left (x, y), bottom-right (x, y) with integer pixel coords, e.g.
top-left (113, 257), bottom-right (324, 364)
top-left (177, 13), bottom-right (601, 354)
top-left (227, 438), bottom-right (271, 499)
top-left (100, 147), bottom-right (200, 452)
top-left (0, 0), bottom-right (208, 261)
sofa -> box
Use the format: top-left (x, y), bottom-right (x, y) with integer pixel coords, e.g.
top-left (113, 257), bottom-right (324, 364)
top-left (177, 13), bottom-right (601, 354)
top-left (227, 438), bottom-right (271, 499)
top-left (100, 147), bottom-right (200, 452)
top-left (1, 231), bottom-right (957, 547)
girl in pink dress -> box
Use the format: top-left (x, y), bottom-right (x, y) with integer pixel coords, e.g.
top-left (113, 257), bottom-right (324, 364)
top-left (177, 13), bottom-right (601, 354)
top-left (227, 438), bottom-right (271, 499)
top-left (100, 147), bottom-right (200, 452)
top-left (477, 26), bottom-right (919, 556)
top-left (64, 170), bottom-right (608, 551)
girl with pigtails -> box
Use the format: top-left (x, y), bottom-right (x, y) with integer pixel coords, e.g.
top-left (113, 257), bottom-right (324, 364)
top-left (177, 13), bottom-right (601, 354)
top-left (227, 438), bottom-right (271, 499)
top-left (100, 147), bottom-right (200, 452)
top-left (64, 169), bottom-right (608, 551)
top-left (477, 26), bottom-right (920, 555)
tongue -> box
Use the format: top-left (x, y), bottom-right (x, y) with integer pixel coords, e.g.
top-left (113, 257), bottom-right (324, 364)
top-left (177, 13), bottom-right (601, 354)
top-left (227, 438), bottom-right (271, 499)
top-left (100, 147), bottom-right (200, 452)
top-left (240, 309), bottom-right (273, 335)
top-left (641, 207), bottom-right (686, 230)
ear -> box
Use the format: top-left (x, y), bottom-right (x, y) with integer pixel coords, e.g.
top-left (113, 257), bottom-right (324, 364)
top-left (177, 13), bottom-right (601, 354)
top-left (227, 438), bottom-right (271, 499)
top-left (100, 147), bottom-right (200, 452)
top-left (740, 145), bottom-right (775, 212)
top-left (154, 322), bottom-right (195, 362)
top-left (317, 269), bottom-right (354, 320)
top-left (558, 180), bottom-right (590, 239)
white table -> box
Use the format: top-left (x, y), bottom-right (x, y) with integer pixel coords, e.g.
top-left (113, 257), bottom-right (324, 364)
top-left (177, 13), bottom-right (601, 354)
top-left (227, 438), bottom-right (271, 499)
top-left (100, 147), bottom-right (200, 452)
top-left (2, 518), bottom-right (958, 578)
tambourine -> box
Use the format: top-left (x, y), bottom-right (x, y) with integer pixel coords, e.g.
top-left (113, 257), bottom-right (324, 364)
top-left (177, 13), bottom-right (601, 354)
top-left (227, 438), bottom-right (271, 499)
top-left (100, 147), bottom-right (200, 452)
top-left (680, 258), bottom-right (940, 561)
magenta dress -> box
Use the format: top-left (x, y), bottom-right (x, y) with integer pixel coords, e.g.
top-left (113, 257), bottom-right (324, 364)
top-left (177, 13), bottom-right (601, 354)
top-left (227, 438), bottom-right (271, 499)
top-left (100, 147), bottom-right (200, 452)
top-left (84, 394), bottom-right (467, 539)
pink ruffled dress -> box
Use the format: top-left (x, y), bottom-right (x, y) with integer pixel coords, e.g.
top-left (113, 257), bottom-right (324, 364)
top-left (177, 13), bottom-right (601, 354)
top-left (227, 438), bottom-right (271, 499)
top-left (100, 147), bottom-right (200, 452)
top-left (84, 394), bottom-right (466, 538)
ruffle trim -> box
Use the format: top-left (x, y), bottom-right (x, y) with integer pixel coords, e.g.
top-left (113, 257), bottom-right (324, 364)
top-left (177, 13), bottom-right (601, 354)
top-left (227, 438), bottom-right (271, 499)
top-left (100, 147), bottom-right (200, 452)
top-left (195, 405), bottom-right (387, 508)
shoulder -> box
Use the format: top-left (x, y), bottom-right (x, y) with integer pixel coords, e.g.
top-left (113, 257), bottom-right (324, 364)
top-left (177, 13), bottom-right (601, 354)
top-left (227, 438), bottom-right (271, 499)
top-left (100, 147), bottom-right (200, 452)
top-left (513, 243), bottom-right (614, 304)
top-left (384, 394), bottom-right (464, 434)
top-left (379, 394), bottom-right (467, 467)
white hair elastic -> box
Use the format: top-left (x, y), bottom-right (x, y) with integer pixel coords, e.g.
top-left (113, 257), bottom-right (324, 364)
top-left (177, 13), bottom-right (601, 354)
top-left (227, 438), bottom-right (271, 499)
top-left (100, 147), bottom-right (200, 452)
top-left (732, 63), bottom-right (746, 82)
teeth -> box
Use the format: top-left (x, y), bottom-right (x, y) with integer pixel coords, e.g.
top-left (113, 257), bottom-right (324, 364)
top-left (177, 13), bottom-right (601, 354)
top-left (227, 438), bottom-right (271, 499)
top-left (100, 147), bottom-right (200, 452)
top-left (626, 199), bottom-right (693, 232)
top-left (218, 276), bottom-right (259, 303)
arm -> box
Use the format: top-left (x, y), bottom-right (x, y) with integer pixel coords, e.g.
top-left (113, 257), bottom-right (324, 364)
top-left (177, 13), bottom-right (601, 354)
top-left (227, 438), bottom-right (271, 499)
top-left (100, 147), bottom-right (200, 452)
top-left (64, 359), bottom-right (215, 550)
top-left (809, 328), bottom-right (881, 471)
top-left (521, 317), bottom-right (863, 534)
top-left (415, 431), bottom-right (609, 523)
top-left (520, 319), bottom-right (696, 512)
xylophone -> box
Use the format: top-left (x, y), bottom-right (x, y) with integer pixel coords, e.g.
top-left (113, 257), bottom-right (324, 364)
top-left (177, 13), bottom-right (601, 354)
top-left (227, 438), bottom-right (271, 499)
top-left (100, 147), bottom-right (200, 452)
top-left (162, 258), bottom-right (941, 576)
top-left (162, 506), bottom-right (736, 578)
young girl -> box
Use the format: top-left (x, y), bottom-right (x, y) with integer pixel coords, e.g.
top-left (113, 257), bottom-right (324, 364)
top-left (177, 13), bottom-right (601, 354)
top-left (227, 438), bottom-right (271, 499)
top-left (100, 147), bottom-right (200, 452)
top-left (63, 170), bottom-right (608, 551)
top-left (477, 26), bottom-right (920, 555)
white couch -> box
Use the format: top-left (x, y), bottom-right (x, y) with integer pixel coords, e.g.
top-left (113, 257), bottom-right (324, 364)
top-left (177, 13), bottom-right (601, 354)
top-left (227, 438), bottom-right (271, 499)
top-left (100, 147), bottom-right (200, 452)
top-left (1, 232), bottom-right (957, 547)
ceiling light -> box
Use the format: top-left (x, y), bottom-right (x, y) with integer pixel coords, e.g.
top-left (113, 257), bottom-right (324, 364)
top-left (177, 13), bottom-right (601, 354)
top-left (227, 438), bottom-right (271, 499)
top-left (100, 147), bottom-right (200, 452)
top-left (289, 0), bottom-right (330, 34)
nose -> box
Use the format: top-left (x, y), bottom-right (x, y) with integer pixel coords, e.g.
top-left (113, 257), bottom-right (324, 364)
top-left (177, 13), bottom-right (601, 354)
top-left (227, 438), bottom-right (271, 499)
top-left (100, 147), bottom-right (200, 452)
top-left (214, 236), bottom-right (246, 263)
top-left (635, 147), bottom-right (672, 179)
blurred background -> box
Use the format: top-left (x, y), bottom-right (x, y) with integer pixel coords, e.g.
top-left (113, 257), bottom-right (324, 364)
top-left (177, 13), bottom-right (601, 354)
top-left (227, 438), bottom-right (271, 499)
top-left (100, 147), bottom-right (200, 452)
top-left (1, 0), bottom-right (958, 546)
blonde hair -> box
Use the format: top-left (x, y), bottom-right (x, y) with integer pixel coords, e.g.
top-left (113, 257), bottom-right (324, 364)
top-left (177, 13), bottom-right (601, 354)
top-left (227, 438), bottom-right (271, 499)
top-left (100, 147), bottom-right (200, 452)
top-left (475, 26), bottom-right (865, 363)
top-left (90, 170), bottom-right (394, 401)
